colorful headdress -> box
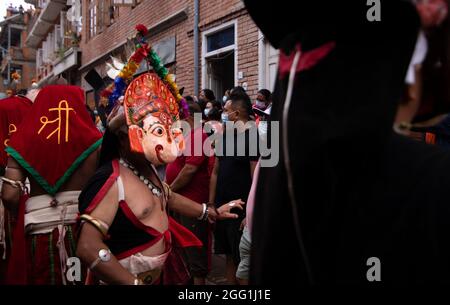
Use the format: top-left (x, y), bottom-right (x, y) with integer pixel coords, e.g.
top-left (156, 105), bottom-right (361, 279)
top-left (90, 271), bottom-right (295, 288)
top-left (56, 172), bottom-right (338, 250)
top-left (124, 73), bottom-right (180, 125)
top-left (101, 24), bottom-right (189, 119)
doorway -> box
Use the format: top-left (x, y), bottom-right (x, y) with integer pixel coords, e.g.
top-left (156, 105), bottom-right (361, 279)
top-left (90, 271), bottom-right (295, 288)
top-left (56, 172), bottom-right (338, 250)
top-left (205, 50), bottom-right (234, 100)
top-left (202, 20), bottom-right (237, 99)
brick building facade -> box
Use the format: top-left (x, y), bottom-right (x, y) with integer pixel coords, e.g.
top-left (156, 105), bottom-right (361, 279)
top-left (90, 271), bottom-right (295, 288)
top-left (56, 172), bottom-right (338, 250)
top-left (0, 6), bottom-right (36, 94)
top-left (80, 0), bottom-right (278, 103)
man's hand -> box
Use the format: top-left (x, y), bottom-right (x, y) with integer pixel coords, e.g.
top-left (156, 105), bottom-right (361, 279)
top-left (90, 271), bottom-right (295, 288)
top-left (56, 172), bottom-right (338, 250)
top-left (216, 199), bottom-right (245, 220)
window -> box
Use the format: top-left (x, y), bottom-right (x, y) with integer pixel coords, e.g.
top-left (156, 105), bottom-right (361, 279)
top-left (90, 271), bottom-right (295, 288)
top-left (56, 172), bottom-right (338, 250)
top-left (88, 0), bottom-right (119, 39)
top-left (112, 0), bottom-right (135, 6)
top-left (42, 31), bottom-right (56, 64)
top-left (206, 26), bottom-right (235, 53)
top-left (102, 0), bottom-right (119, 27)
top-left (36, 48), bottom-right (43, 75)
top-left (54, 25), bottom-right (62, 51)
top-left (108, 1), bottom-right (119, 25)
top-left (89, 2), bottom-right (97, 39)
top-left (202, 21), bottom-right (238, 97)
top-left (67, 0), bottom-right (82, 35)
top-left (37, 0), bottom-right (48, 9)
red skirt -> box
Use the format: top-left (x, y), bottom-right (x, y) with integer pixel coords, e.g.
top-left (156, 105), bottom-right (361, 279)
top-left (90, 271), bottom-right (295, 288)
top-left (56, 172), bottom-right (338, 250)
top-left (25, 225), bottom-right (83, 285)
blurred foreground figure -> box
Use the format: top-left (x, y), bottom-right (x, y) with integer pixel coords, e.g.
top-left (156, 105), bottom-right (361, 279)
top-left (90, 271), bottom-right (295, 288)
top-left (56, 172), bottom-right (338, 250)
top-left (0, 95), bottom-right (32, 283)
top-left (1, 86), bottom-right (102, 284)
top-left (245, 0), bottom-right (450, 284)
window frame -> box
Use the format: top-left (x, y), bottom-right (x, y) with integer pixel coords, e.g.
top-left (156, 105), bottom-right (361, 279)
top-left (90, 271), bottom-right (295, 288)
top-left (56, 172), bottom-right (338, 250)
top-left (112, 0), bottom-right (135, 7)
top-left (202, 20), bottom-right (238, 89)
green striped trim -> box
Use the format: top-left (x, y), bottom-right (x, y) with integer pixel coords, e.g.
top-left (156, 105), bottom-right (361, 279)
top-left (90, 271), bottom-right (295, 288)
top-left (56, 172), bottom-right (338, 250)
top-left (5, 138), bottom-right (102, 195)
top-left (48, 233), bottom-right (55, 285)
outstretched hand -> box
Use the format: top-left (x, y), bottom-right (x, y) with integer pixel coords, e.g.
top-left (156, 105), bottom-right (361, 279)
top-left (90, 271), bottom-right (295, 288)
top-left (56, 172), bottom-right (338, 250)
top-left (216, 199), bottom-right (245, 220)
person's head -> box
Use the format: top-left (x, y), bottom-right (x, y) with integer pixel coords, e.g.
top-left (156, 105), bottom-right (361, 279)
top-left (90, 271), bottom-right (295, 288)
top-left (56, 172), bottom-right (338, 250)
top-left (204, 101), bottom-right (213, 117)
top-left (116, 73), bottom-right (184, 166)
top-left (207, 107), bottom-right (222, 121)
top-left (204, 100), bottom-right (222, 119)
top-left (230, 86), bottom-right (246, 96)
top-left (184, 95), bottom-right (195, 103)
top-left (186, 101), bottom-right (202, 127)
top-left (212, 100), bottom-right (222, 110)
top-left (199, 89), bottom-right (215, 102)
top-left (196, 99), bottom-right (207, 113)
top-left (256, 89), bottom-right (272, 109)
top-left (222, 92), bottom-right (253, 123)
top-left (222, 89), bottom-right (231, 104)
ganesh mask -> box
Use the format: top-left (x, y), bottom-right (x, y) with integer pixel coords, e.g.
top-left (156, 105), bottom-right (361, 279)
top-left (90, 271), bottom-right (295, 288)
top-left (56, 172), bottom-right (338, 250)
top-left (124, 72), bottom-right (184, 166)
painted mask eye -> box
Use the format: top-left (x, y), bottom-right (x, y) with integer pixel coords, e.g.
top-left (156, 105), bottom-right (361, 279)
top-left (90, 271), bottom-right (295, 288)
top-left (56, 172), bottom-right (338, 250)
top-left (151, 126), bottom-right (165, 137)
top-left (171, 128), bottom-right (182, 137)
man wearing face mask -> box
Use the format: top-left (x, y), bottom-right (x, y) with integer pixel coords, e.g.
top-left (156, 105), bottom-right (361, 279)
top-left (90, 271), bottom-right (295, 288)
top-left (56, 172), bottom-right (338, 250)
top-left (198, 89), bottom-right (216, 116)
top-left (253, 90), bottom-right (272, 127)
top-left (210, 92), bottom-right (259, 284)
top-left (204, 100), bottom-right (222, 119)
top-left (165, 102), bottom-right (214, 285)
top-left (254, 89), bottom-right (272, 111)
top-left (235, 104), bottom-right (270, 285)
top-left (253, 105), bottom-right (271, 145)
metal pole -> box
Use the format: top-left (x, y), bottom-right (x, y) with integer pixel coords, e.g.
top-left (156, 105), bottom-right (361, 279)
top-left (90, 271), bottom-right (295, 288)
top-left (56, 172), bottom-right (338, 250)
top-left (7, 25), bottom-right (11, 85)
top-left (193, 0), bottom-right (199, 96)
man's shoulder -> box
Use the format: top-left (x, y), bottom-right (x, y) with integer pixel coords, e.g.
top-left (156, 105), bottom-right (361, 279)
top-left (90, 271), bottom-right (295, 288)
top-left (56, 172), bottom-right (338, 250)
top-left (78, 161), bottom-right (115, 212)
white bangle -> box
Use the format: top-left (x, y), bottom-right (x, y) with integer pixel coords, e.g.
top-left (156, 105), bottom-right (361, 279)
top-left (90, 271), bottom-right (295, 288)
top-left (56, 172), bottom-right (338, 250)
top-left (197, 203), bottom-right (207, 220)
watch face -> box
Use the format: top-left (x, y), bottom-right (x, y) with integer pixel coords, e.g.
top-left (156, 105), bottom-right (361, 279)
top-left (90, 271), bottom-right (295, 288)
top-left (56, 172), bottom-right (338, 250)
top-left (99, 249), bottom-right (111, 262)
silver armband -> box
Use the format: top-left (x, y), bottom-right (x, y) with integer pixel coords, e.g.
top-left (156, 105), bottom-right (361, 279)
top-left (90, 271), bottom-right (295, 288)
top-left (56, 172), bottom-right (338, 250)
top-left (89, 248), bottom-right (112, 270)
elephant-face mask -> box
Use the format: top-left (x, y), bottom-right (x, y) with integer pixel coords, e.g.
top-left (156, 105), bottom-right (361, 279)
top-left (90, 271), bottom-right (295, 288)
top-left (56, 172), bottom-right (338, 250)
top-left (124, 73), bottom-right (184, 166)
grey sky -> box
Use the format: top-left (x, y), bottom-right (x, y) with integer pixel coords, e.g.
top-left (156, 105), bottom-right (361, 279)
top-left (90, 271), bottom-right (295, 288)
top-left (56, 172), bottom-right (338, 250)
top-left (1, 0), bottom-right (33, 21)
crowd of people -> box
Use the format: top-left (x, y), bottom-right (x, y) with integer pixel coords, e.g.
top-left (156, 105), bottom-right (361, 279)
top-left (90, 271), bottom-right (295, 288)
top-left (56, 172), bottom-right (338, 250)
top-left (0, 27), bottom-right (273, 284)
top-left (1, 0), bottom-right (450, 288)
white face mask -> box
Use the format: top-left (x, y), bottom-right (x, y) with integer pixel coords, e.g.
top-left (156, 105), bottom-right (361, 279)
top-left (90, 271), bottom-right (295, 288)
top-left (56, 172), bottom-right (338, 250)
top-left (204, 108), bottom-right (211, 116)
top-left (258, 121), bottom-right (268, 141)
top-left (221, 113), bottom-right (229, 122)
top-left (223, 96), bottom-right (227, 103)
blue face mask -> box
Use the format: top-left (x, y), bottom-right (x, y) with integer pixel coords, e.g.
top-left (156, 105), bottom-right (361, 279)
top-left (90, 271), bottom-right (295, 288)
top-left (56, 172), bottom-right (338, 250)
top-left (221, 113), bottom-right (229, 122)
top-left (204, 108), bottom-right (211, 117)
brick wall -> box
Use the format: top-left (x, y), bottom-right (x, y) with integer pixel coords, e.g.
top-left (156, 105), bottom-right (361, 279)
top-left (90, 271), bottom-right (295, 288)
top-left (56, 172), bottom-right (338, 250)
top-left (80, 0), bottom-right (261, 100)
top-left (0, 10), bottom-right (36, 92)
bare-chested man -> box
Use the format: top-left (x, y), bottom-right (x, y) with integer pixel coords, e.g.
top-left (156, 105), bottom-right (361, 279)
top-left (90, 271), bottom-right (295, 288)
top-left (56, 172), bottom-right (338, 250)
top-left (76, 72), bottom-right (243, 285)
